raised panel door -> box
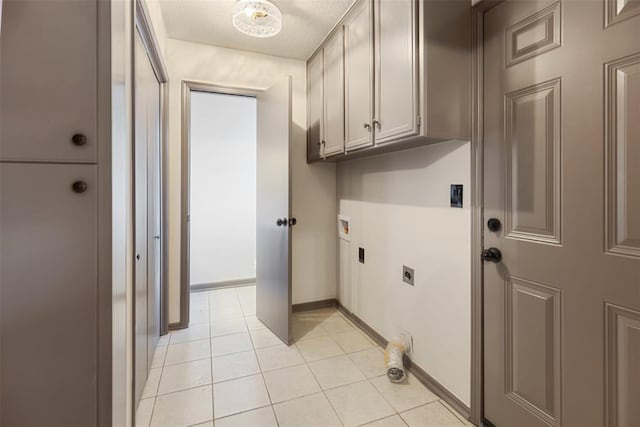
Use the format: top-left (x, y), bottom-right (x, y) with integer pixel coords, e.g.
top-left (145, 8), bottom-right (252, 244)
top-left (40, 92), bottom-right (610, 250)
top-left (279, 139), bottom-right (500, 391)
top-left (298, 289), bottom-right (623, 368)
top-left (344, 0), bottom-right (374, 151)
top-left (323, 28), bottom-right (345, 157)
top-left (374, 0), bottom-right (418, 144)
top-left (307, 51), bottom-right (323, 161)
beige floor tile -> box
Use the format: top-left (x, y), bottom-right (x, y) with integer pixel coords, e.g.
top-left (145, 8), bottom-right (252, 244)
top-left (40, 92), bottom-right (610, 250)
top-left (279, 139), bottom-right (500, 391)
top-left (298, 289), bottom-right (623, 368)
top-left (212, 332), bottom-right (253, 357)
top-left (245, 315), bottom-right (267, 330)
top-left (370, 375), bottom-right (438, 412)
top-left (320, 316), bottom-right (355, 335)
top-left (142, 368), bottom-right (162, 398)
top-left (263, 364), bottom-right (321, 403)
top-left (165, 339), bottom-right (211, 366)
top-left (135, 398), bottom-right (154, 427)
top-left (235, 285), bottom-right (256, 301)
top-left (332, 329), bottom-right (376, 353)
top-left (273, 392), bottom-right (342, 427)
top-left (292, 317), bottom-right (328, 342)
top-left (250, 328), bottom-right (282, 349)
top-left (210, 317), bottom-right (248, 337)
top-left (348, 347), bottom-right (387, 379)
top-left (190, 292), bottom-right (210, 309)
top-left (190, 307), bottom-right (210, 325)
top-left (158, 359), bottom-right (212, 395)
top-left (210, 303), bottom-right (244, 321)
top-left (209, 288), bottom-right (238, 301)
top-left (439, 399), bottom-right (474, 426)
top-left (255, 344), bottom-right (305, 372)
top-left (213, 350), bottom-right (260, 383)
top-left (362, 415), bottom-right (407, 427)
top-left (241, 302), bottom-right (256, 316)
top-left (150, 345), bottom-right (167, 369)
top-left (150, 385), bottom-right (213, 427)
top-left (400, 402), bottom-right (464, 427)
top-left (215, 406), bottom-right (277, 427)
top-left (213, 374), bottom-right (271, 419)
top-left (170, 323), bottom-right (210, 345)
top-left (296, 336), bottom-right (345, 362)
top-left (191, 422), bottom-right (214, 427)
top-left (325, 381), bottom-right (395, 427)
top-left (308, 355), bottom-right (366, 390)
top-left (156, 334), bottom-right (170, 347)
top-left (363, 414), bottom-right (408, 427)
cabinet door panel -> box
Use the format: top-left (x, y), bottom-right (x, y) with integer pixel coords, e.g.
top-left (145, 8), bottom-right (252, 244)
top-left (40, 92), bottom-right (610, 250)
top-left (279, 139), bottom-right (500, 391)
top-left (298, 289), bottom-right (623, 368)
top-left (375, 0), bottom-right (418, 144)
top-left (0, 0), bottom-right (97, 162)
top-left (345, 0), bottom-right (374, 151)
top-left (0, 163), bottom-right (97, 426)
top-left (307, 51), bottom-right (324, 161)
top-left (323, 28), bottom-right (346, 157)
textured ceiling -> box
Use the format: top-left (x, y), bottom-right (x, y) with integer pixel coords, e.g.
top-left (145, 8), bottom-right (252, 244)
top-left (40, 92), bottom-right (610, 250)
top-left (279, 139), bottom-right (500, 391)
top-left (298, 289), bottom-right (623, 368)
top-left (159, 0), bottom-right (355, 60)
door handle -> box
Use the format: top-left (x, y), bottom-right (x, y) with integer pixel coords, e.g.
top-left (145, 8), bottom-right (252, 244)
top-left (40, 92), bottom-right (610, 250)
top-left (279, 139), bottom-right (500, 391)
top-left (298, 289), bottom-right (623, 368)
top-left (276, 218), bottom-right (288, 227)
top-left (481, 247), bottom-right (502, 263)
top-left (288, 217), bottom-right (297, 226)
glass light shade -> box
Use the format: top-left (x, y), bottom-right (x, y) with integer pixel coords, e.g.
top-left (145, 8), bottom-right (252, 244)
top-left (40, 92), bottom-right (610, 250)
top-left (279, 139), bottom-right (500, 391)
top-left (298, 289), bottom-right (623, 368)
top-left (232, 0), bottom-right (282, 38)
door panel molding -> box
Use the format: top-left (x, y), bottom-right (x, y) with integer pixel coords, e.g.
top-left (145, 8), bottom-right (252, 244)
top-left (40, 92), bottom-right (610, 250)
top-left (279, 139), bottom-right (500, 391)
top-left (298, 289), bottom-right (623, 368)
top-left (605, 303), bottom-right (640, 427)
top-left (505, 276), bottom-right (562, 427)
top-left (504, 78), bottom-right (562, 245)
top-left (605, 52), bottom-right (640, 259)
top-left (505, 2), bottom-right (561, 67)
top-left (604, 0), bottom-right (640, 28)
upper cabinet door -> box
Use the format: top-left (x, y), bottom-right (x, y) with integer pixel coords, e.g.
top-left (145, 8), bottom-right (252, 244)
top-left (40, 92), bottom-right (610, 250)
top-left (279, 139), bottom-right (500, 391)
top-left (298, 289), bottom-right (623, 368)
top-left (344, 0), bottom-right (374, 151)
top-left (322, 28), bottom-right (345, 157)
top-left (374, 0), bottom-right (419, 144)
top-left (307, 51), bottom-right (324, 162)
top-left (0, 0), bottom-right (97, 163)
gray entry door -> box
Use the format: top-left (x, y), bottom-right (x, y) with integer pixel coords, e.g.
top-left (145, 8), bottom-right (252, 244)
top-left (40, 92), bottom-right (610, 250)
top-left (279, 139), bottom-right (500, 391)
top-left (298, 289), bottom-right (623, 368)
top-left (483, 1), bottom-right (640, 426)
top-left (256, 77), bottom-right (293, 345)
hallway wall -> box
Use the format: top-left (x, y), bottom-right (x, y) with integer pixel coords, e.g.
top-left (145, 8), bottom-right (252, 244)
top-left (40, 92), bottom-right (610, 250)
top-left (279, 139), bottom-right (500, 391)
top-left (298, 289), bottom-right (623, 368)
top-left (165, 39), bottom-right (337, 323)
top-left (337, 141), bottom-right (471, 405)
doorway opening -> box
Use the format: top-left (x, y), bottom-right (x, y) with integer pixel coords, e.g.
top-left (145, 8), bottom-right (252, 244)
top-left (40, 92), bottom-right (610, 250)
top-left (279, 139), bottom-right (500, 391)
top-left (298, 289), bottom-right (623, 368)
top-left (188, 91), bottom-right (257, 292)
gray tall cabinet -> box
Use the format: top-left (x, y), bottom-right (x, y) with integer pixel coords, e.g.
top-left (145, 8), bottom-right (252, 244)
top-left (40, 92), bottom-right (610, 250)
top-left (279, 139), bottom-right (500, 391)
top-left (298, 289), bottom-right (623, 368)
top-left (0, 1), bottom-right (104, 425)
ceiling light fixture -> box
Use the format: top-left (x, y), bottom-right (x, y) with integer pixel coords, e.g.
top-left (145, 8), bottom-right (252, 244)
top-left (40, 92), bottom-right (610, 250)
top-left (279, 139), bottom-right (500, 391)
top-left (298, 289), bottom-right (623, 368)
top-left (232, 0), bottom-right (282, 38)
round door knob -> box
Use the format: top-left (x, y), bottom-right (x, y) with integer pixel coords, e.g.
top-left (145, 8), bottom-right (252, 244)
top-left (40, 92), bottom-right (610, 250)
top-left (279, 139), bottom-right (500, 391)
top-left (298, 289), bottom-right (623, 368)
top-left (487, 218), bottom-right (502, 232)
top-left (276, 218), bottom-right (287, 227)
top-left (72, 181), bottom-right (88, 193)
top-left (71, 133), bottom-right (87, 146)
top-left (481, 247), bottom-right (502, 263)
top-left (289, 217), bottom-right (297, 226)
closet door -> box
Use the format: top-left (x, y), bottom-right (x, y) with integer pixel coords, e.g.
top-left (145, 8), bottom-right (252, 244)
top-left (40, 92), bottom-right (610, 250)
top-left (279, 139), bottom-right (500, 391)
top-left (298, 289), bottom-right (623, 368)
top-left (0, 0), bottom-right (97, 162)
top-left (344, 0), bottom-right (374, 151)
top-left (133, 32), bottom-right (150, 403)
top-left (307, 51), bottom-right (324, 161)
top-left (374, 0), bottom-right (419, 144)
top-left (322, 28), bottom-right (345, 157)
top-left (0, 163), bottom-right (97, 426)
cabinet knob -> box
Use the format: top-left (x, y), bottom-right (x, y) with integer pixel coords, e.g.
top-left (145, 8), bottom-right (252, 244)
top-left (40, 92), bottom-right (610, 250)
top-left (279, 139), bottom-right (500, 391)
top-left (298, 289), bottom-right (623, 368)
top-left (363, 123), bottom-right (371, 130)
top-left (71, 133), bottom-right (87, 146)
top-left (373, 119), bottom-right (381, 129)
top-left (72, 181), bottom-right (88, 193)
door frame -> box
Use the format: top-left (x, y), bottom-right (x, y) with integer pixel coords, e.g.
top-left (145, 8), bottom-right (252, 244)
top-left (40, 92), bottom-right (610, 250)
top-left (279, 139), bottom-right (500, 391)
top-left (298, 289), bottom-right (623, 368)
top-left (469, 1), bottom-right (504, 426)
top-left (178, 81), bottom-right (262, 329)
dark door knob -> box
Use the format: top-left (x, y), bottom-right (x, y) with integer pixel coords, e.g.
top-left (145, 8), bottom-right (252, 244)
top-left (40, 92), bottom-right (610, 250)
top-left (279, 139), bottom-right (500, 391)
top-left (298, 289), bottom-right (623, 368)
top-left (72, 181), bottom-right (88, 193)
top-left (487, 218), bottom-right (501, 232)
top-left (481, 247), bottom-right (502, 263)
top-left (289, 217), bottom-right (297, 226)
top-left (276, 218), bottom-right (288, 227)
top-left (71, 133), bottom-right (87, 146)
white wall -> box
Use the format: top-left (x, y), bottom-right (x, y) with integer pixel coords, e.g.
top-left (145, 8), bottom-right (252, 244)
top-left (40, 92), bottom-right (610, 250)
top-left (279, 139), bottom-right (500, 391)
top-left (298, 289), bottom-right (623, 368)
top-left (337, 141), bottom-right (471, 405)
top-left (166, 38), bottom-right (337, 322)
top-left (189, 92), bottom-right (257, 286)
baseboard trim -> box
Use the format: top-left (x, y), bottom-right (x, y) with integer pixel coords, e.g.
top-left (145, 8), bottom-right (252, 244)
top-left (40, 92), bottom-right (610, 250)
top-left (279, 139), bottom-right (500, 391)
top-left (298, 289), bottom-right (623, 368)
top-left (336, 302), bottom-right (471, 422)
top-left (168, 321), bottom-right (187, 331)
top-left (292, 298), bottom-right (337, 313)
top-left (190, 278), bottom-right (256, 292)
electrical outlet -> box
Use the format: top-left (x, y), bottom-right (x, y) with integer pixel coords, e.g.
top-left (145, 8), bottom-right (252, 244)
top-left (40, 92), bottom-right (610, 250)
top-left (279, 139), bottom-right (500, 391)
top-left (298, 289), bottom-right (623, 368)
top-left (402, 265), bottom-right (414, 286)
top-left (359, 247), bottom-right (365, 264)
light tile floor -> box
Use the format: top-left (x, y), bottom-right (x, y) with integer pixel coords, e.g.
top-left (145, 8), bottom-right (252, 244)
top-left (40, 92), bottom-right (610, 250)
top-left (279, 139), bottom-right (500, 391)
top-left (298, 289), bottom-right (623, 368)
top-left (136, 285), bottom-right (472, 427)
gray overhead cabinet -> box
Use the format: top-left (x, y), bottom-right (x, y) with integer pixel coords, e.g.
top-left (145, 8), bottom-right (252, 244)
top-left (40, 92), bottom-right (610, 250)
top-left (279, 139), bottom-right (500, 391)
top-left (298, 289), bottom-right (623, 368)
top-left (306, 0), bottom-right (471, 162)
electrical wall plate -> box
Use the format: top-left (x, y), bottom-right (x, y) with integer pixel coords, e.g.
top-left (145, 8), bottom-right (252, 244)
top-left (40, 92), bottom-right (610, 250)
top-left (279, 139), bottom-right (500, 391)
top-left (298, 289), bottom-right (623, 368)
top-left (402, 265), bottom-right (414, 286)
top-left (450, 184), bottom-right (463, 208)
top-left (358, 247), bottom-right (365, 264)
